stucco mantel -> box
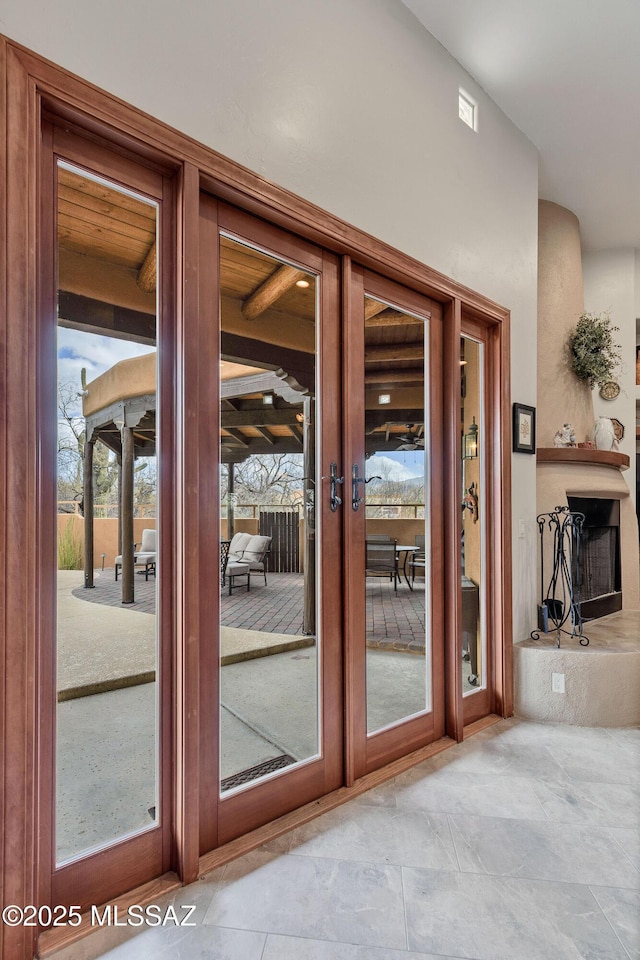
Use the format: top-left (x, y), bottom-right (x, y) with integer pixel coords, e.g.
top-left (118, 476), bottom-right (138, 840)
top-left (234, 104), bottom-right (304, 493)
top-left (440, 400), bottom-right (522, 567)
top-left (536, 447), bottom-right (630, 471)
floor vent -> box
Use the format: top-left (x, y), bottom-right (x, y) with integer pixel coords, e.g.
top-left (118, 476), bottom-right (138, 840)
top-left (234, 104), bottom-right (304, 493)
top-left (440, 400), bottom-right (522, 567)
top-left (221, 754), bottom-right (296, 791)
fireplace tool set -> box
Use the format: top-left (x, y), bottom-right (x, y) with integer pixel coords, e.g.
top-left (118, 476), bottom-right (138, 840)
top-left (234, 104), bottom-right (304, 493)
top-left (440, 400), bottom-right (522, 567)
top-left (531, 505), bottom-right (590, 647)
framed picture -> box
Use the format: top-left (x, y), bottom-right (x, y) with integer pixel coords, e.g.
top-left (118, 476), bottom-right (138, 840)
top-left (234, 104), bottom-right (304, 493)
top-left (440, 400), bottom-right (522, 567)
top-left (512, 403), bottom-right (536, 453)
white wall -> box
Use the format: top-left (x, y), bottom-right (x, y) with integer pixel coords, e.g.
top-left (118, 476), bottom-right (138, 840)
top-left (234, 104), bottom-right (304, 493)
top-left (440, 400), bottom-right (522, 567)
top-left (583, 249), bottom-right (637, 495)
top-left (1, 0), bottom-right (539, 643)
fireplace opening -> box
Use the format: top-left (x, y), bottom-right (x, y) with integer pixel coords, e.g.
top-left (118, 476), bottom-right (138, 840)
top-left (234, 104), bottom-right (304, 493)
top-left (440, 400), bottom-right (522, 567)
top-left (568, 496), bottom-right (622, 619)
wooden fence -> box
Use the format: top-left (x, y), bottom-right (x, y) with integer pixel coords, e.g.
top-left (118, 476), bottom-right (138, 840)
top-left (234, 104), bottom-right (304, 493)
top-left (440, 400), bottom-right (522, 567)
top-left (259, 509), bottom-right (300, 573)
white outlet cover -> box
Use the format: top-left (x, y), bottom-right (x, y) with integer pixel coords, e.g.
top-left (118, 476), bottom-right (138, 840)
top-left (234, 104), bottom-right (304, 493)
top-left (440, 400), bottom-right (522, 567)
top-left (552, 672), bottom-right (565, 693)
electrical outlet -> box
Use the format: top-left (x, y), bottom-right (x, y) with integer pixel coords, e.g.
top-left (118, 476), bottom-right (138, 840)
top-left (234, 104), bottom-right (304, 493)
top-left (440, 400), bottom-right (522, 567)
top-left (518, 519), bottom-right (526, 539)
top-left (551, 672), bottom-right (565, 694)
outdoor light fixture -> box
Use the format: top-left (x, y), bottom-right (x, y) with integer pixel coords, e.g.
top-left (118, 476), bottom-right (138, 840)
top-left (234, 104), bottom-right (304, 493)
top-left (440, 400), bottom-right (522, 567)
top-left (296, 279), bottom-right (310, 288)
top-left (463, 416), bottom-right (479, 460)
top-left (378, 393), bottom-right (391, 405)
top-left (262, 394), bottom-right (274, 405)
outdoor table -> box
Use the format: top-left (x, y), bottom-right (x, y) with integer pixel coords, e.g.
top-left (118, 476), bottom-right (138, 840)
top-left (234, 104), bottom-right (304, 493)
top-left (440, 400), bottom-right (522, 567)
top-left (395, 544), bottom-right (420, 589)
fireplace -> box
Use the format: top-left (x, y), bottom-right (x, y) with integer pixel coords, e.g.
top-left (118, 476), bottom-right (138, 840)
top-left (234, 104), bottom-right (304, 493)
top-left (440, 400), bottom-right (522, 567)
top-left (568, 496), bottom-right (622, 619)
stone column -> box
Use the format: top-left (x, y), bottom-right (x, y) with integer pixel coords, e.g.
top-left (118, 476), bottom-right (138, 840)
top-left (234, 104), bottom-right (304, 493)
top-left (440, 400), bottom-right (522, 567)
top-left (537, 200), bottom-right (593, 445)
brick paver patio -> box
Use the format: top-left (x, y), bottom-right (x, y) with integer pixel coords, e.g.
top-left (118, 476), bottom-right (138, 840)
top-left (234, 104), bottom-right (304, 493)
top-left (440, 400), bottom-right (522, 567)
top-left (72, 569), bottom-right (427, 652)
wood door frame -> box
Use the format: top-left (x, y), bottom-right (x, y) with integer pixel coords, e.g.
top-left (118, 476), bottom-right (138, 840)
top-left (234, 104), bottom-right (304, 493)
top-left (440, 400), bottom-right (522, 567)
top-left (197, 198), bottom-right (344, 849)
top-left (444, 302), bottom-right (513, 739)
top-left (459, 316), bottom-right (495, 726)
top-left (344, 266), bottom-right (446, 781)
top-left (36, 121), bottom-right (176, 911)
top-left (2, 35), bottom-right (512, 960)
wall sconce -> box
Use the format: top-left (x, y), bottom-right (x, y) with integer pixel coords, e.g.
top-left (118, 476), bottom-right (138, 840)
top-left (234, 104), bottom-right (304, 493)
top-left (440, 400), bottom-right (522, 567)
top-left (462, 416), bottom-right (478, 460)
top-left (262, 394), bottom-right (274, 405)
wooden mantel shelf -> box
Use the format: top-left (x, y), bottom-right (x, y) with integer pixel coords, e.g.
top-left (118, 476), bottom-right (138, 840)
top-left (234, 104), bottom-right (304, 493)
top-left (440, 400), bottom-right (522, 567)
top-left (536, 447), bottom-right (630, 470)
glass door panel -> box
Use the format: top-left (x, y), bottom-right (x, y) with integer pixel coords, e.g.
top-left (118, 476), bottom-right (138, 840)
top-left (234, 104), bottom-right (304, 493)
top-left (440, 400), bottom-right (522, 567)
top-left (218, 235), bottom-right (320, 792)
top-left (55, 162), bottom-right (160, 864)
top-left (344, 265), bottom-right (444, 782)
top-left (200, 199), bottom-right (343, 847)
top-left (363, 296), bottom-right (430, 734)
top-left (460, 335), bottom-right (487, 697)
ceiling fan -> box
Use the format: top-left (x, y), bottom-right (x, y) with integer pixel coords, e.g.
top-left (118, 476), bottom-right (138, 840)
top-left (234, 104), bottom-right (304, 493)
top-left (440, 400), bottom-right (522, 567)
top-left (395, 423), bottom-right (424, 451)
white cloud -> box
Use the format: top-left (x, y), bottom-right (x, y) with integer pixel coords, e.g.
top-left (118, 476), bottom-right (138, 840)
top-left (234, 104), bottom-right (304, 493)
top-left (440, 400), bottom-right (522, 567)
top-left (57, 327), bottom-right (154, 388)
top-left (366, 455), bottom-right (423, 482)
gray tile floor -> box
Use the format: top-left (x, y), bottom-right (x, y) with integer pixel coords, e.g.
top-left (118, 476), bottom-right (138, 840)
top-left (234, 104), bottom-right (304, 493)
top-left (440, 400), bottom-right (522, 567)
top-left (52, 718), bottom-right (639, 960)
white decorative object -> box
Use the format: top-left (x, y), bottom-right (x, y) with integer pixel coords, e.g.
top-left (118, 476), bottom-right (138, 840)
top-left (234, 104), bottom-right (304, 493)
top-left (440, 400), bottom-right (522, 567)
top-left (553, 423), bottom-right (576, 447)
top-left (592, 416), bottom-right (617, 451)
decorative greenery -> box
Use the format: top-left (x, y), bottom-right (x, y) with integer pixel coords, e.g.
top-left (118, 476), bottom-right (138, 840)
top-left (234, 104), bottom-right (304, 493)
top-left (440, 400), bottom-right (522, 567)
top-left (58, 519), bottom-right (83, 570)
top-left (570, 312), bottom-right (621, 389)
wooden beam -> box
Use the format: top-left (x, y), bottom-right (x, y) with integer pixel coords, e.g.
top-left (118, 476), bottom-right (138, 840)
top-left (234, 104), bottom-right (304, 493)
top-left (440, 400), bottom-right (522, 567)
top-left (58, 290), bottom-right (156, 344)
top-left (83, 439), bottom-right (94, 589)
top-left (223, 429), bottom-right (249, 447)
top-left (137, 240), bottom-right (156, 292)
top-left (287, 425), bottom-right (303, 446)
top-left (365, 370), bottom-right (424, 384)
top-left (120, 425), bottom-right (135, 604)
top-left (221, 332), bottom-right (315, 391)
top-left (366, 308), bottom-right (422, 326)
top-left (365, 409), bottom-right (424, 430)
top-left (254, 427), bottom-right (275, 445)
top-left (365, 343), bottom-right (424, 363)
top-left (242, 263), bottom-right (306, 320)
top-left (364, 299), bottom-right (387, 320)
top-left (221, 370), bottom-right (308, 403)
top-left (221, 409), bottom-right (299, 428)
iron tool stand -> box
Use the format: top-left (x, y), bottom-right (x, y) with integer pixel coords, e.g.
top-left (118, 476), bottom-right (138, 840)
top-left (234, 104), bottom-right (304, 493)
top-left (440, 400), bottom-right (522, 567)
top-left (530, 506), bottom-right (590, 648)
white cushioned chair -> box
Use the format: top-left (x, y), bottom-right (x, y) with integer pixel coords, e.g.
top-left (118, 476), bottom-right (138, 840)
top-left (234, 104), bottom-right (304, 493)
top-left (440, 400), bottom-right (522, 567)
top-left (115, 528), bottom-right (156, 581)
top-left (224, 533), bottom-right (272, 587)
top-left (227, 532), bottom-right (253, 563)
top-left (241, 534), bottom-right (272, 585)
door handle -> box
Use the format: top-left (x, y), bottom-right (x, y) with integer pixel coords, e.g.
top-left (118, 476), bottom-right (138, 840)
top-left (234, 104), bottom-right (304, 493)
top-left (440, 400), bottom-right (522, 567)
top-left (326, 462), bottom-right (343, 512)
top-left (351, 464), bottom-right (381, 511)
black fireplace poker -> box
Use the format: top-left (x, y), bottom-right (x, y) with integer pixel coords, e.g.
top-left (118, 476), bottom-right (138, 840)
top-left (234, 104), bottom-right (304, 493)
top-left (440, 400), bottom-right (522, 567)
top-left (531, 505), bottom-right (590, 648)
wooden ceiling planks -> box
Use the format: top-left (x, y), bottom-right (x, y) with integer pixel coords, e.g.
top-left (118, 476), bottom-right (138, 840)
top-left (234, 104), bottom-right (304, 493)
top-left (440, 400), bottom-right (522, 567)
top-left (57, 167), bottom-right (156, 272)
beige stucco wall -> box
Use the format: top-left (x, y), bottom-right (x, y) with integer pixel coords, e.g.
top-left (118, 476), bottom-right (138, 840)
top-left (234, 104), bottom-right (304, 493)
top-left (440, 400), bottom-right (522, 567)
top-left (514, 643), bottom-right (640, 726)
top-left (57, 515), bottom-right (156, 568)
top-left (537, 201), bottom-right (593, 445)
top-left (83, 352), bottom-right (156, 418)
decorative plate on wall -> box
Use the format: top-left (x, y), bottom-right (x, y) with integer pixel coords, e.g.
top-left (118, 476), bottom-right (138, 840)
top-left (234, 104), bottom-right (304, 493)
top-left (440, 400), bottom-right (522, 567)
top-left (610, 417), bottom-right (624, 441)
top-left (599, 380), bottom-right (620, 400)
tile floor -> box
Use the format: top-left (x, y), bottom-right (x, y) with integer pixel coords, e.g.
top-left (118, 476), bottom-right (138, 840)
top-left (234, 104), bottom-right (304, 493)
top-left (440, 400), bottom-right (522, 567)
top-left (52, 718), bottom-right (639, 960)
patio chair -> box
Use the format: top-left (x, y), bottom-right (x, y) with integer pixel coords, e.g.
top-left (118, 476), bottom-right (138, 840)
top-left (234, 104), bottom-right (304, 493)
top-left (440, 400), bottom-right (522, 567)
top-left (240, 534), bottom-right (272, 585)
top-left (115, 528), bottom-right (156, 581)
top-left (221, 533), bottom-right (272, 593)
top-left (410, 533), bottom-right (426, 584)
top-left (225, 561), bottom-right (251, 595)
top-left (366, 538), bottom-right (398, 593)
top-left (227, 532), bottom-right (253, 563)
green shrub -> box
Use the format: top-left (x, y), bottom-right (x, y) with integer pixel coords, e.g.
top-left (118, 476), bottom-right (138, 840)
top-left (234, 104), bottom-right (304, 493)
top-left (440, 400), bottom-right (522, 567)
top-left (58, 519), bottom-right (83, 570)
top-left (570, 312), bottom-right (621, 389)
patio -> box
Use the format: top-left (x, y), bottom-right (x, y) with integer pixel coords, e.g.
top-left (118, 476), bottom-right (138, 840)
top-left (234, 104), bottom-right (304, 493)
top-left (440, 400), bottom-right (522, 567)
top-left (72, 569), bottom-right (428, 652)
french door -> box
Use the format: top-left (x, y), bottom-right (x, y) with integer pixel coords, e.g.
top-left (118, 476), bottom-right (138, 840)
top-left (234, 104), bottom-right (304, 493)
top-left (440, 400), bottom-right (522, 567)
top-left (37, 152), bottom-right (497, 915)
top-left (197, 197), bottom-right (344, 848)
top-left (195, 206), bottom-right (450, 840)
top-left (344, 265), bottom-right (446, 779)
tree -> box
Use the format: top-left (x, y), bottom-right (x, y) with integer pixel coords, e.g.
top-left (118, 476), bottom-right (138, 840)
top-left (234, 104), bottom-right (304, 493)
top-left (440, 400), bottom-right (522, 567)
top-left (220, 454), bottom-right (304, 506)
top-left (57, 379), bottom-right (154, 514)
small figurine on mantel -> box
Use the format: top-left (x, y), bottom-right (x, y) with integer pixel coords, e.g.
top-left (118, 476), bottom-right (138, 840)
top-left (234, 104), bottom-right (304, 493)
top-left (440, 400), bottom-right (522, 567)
top-left (553, 423), bottom-right (577, 447)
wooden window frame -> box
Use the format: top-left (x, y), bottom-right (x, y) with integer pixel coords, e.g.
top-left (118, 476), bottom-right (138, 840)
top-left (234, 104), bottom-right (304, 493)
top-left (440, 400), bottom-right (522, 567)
top-left (1, 34), bottom-right (513, 960)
